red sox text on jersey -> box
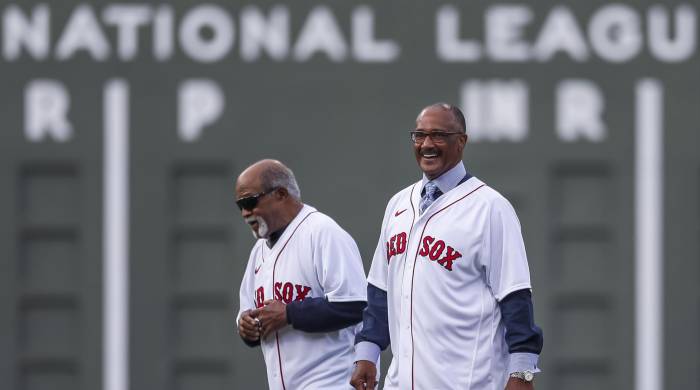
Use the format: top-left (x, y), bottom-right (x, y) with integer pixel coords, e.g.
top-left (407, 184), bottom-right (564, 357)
top-left (254, 283), bottom-right (312, 308)
top-left (386, 232), bottom-right (463, 271)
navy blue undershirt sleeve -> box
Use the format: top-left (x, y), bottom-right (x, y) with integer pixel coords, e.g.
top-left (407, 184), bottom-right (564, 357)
top-left (499, 289), bottom-right (544, 354)
top-left (285, 297), bottom-right (366, 333)
top-left (354, 283), bottom-right (391, 350)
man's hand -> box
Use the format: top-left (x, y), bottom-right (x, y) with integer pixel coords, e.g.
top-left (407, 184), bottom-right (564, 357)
top-left (258, 299), bottom-right (289, 338)
top-left (504, 377), bottom-right (534, 390)
top-left (350, 360), bottom-right (377, 390)
top-left (238, 309), bottom-right (260, 342)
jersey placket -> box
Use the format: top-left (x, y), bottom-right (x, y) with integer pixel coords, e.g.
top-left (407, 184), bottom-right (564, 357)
top-left (254, 245), bottom-right (283, 387)
top-left (398, 189), bottom-right (452, 387)
top-left (397, 189), bottom-right (428, 386)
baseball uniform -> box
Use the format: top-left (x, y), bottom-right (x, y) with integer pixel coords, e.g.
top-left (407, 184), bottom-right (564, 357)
top-left (237, 204), bottom-right (367, 389)
top-left (362, 162), bottom-right (539, 389)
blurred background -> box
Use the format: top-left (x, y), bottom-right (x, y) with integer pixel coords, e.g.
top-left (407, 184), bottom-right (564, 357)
top-left (0, 1), bottom-right (698, 389)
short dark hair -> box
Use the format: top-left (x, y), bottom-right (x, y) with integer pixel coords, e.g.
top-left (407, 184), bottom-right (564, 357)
top-left (426, 103), bottom-right (466, 133)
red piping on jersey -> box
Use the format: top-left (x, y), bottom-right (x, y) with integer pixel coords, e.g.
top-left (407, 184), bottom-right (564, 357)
top-left (410, 184), bottom-right (486, 390)
top-left (270, 210), bottom-right (318, 390)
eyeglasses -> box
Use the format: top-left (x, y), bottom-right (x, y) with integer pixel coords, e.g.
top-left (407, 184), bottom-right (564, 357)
top-left (236, 188), bottom-right (277, 211)
top-left (410, 130), bottom-right (462, 144)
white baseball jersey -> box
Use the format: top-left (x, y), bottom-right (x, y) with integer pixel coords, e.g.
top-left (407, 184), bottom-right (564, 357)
top-left (367, 176), bottom-right (532, 390)
top-left (237, 204), bottom-right (367, 390)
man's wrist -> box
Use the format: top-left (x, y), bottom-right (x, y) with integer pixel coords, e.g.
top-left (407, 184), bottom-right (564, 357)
top-left (508, 352), bottom-right (541, 374)
top-left (509, 370), bottom-right (535, 382)
top-left (354, 341), bottom-right (381, 364)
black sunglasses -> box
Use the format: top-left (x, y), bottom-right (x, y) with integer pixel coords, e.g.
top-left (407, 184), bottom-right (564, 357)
top-left (236, 188), bottom-right (278, 211)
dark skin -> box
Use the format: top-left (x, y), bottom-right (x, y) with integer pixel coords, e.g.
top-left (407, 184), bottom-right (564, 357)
top-left (351, 108), bottom-right (534, 390)
top-left (350, 361), bottom-right (377, 390)
top-left (237, 301), bottom-right (289, 343)
top-left (235, 160), bottom-right (303, 343)
top-left (238, 309), bottom-right (261, 342)
top-left (412, 105), bottom-right (467, 180)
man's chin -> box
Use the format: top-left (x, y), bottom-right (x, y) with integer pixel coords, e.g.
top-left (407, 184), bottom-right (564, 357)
top-left (420, 160), bottom-right (444, 179)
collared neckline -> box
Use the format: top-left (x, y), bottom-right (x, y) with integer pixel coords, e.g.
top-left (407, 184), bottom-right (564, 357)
top-left (261, 204), bottom-right (316, 250)
top-left (265, 222), bottom-right (289, 248)
top-left (421, 161), bottom-right (467, 195)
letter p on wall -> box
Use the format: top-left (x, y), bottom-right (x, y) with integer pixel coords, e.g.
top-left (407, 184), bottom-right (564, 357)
top-left (178, 79), bottom-right (225, 142)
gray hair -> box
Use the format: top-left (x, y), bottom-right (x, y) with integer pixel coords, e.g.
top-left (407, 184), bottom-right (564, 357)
top-left (261, 162), bottom-right (302, 201)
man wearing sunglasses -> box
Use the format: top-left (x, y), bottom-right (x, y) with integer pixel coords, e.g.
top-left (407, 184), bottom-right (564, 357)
top-left (351, 104), bottom-right (543, 390)
top-left (235, 159), bottom-right (368, 390)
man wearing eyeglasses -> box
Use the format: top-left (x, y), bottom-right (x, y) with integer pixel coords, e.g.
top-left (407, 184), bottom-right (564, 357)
top-left (235, 159), bottom-right (368, 390)
top-left (350, 104), bottom-right (543, 390)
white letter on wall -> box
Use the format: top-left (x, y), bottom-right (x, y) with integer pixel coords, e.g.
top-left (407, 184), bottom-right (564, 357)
top-left (25, 79), bottom-right (73, 142)
top-left (178, 80), bottom-right (225, 142)
top-left (293, 6), bottom-right (347, 62)
top-left (589, 4), bottom-right (642, 63)
top-left (352, 6), bottom-right (400, 62)
top-left (436, 5), bottom-right (481, 61)
top-left (3, 4), bottom-right (49, 60)
top-left (486, 5), bottom-right (533, 61)
top-left (55, 4), bottom-right (110, 61)
top-left (556, 79), bottom-right (606, 142)
top-left (460, 80), bottom-right (529, 142)
top-left (103, 5), bottom-right (152, 61)
top-left (648, 5), bottom-right (696, 62)
top-left (180, 5), bottom-right (234, 63)
top-left (240, 5), bottom-right (289, 62)
top-left (153, 5), bottom-right (174, 61)
top-left (533, 6), bottom-right (589, 62)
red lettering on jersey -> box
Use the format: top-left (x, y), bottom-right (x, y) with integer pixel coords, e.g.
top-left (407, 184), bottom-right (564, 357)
top-left (386, 232), bottom-right (408, 263)
top-left (295, 285), bottom-right (312, 301)
top-left (419, 236), bottom-right (434, 257)
top-left (389, 235), bottom-right (397, 258)
top-left (428, 239), bottom-right (445, 260)
top-left (437, 246), bottom-right (462, 271)
top-left (255, 286), bottom-right (265, 308)
top-left (396, 232), bottom-right (407, 254)
top-left (272, 281), bottom-right (313, 303)
top-left (420, 236), bottom-right (462, 271)
top-left (282, 282), bottom-right (294, 304)
top-left (274, 282), bottom-right (283, 301)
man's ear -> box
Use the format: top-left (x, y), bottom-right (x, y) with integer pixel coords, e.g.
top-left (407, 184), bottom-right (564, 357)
top-left (458, 133), bottom-right (468, 150)
top-left (275, 187), bottom-right (289, 199)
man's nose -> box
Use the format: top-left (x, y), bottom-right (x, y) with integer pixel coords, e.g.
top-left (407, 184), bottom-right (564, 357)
top-left (241, 208), bottom-right (252, 218)
top-left (422, 135), bottom-right (435, 148)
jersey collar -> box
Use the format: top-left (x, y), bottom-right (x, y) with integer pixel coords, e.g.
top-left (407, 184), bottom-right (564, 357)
top-left (421, 161), bottom-right (467, 195)
top-left (262, 204), bottom-right (316, 250)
